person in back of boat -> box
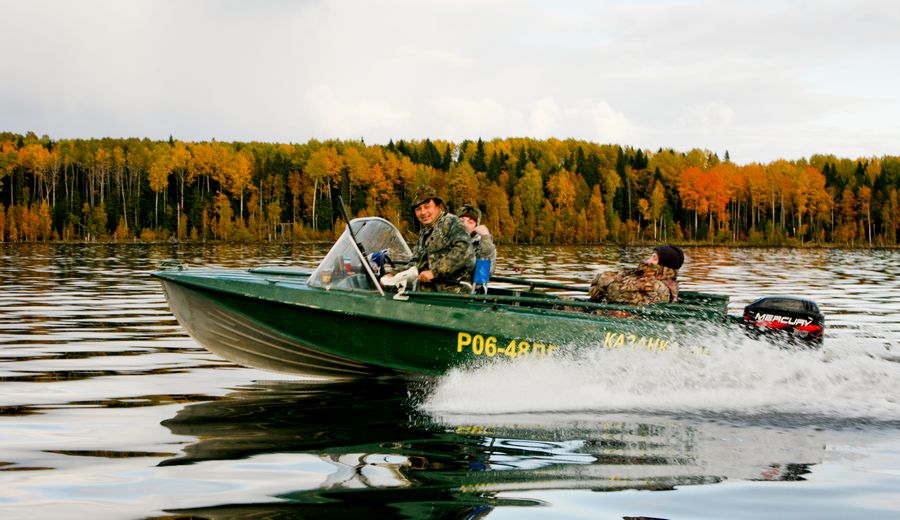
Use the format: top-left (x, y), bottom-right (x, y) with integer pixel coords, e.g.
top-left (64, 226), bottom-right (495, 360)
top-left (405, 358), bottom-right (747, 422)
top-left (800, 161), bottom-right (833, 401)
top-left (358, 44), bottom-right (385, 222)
top-left (402, 186), bottom-right (475, 293)
top-left (588, 245), bottom-right (684, 305)
top-left (457, 204), bottom-right (496, 294)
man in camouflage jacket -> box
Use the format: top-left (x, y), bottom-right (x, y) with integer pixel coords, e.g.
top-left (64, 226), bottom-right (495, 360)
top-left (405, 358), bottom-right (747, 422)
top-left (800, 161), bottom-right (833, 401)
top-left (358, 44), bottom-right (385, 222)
top-left (408, 187), bottom-right (475, 293)
top-left (589, 245), bottom-right (684, 305)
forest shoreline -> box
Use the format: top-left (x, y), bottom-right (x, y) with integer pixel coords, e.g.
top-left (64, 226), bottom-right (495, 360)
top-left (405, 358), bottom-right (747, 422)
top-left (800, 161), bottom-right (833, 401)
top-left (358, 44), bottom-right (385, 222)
top-left (2, 132), bottom-right (897, 248)
top-left (2, 237), bottom-right (896, 250)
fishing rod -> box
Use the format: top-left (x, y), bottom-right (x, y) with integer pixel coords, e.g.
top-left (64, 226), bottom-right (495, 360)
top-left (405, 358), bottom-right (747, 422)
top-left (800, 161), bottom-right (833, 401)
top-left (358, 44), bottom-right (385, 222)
top-left (490, 275), bottom-right (589, 293)
top-left (337, 195), bottom-right (365, 256)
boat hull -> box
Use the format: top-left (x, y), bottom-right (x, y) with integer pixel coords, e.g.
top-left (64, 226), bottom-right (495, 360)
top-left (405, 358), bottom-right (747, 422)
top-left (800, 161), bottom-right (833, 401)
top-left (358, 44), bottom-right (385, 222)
top-left (155, 267), bottom-right (729, 378)
top-left (160, 279), bottom-right (394, 378)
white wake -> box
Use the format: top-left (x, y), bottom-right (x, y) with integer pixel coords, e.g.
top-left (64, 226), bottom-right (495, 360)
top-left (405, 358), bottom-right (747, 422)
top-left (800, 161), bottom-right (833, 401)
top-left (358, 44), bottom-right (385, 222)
top-left (422, 330), bottom-right (900, 420)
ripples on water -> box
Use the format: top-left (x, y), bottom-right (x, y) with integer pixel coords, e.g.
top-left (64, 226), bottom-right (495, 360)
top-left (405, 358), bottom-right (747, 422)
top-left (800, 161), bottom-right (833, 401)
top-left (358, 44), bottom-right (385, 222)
top-left (0, 243), bottom-right (898, 519)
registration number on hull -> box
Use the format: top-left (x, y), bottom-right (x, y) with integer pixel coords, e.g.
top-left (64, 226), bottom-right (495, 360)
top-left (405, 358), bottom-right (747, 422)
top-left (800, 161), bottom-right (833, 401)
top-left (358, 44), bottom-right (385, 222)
top-left (456, 331), bottom-right (674, 358)
top-left (456, 332), bottom-right (559, 358)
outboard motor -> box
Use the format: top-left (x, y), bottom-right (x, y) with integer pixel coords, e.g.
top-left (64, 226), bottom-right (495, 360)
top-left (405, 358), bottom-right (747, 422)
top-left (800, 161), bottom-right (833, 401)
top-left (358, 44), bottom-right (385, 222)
top-left (742, 296), bottom-right (824, 346)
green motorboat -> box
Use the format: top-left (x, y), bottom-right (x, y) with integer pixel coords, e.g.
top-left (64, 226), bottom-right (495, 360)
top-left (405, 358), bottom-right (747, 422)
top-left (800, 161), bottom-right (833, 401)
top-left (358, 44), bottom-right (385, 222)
top-left (153, 217), bottom-right (824, 379)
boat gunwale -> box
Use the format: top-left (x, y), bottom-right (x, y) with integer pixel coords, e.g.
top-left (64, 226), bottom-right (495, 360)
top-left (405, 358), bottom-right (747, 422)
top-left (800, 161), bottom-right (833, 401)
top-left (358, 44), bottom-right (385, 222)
top-left (153, 267), bottom-right (729, 324)
top-left (403, 290), bottom-right (727, 322)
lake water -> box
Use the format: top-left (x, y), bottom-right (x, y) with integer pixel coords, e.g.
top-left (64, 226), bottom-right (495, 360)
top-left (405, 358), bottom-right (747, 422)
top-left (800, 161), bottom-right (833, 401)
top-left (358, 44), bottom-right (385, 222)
top-left (1, 243), bottom-right (898, 519)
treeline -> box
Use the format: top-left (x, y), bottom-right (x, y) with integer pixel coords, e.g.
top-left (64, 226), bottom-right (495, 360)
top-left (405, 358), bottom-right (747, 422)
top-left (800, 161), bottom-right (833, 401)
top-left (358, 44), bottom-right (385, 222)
top-left (1, 131), bottom-right (898, 246)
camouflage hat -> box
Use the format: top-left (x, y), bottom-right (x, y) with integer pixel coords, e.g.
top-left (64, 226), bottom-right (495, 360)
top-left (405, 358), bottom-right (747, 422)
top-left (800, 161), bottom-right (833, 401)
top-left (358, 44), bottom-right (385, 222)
top-left (456, 204), bottom-right (482, 225)
top-left (410, 185), bottom-right (444, 210)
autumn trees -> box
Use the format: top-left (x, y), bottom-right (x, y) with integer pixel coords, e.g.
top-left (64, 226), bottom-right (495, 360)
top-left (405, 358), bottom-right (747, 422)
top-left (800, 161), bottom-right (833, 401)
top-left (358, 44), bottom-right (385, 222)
top-left (0, 130), bottom-right (897, 246)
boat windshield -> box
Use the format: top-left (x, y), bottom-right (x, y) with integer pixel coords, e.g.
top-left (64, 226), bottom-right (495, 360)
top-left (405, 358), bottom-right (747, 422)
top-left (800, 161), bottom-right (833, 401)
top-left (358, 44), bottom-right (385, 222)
top-left (308, 217), bottom-right (413, 294)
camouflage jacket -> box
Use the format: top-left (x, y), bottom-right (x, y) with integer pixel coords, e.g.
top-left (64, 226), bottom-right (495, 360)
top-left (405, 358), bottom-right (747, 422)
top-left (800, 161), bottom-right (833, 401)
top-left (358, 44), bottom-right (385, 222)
top-left (409, 211), bottom-right (475, 293)
top-left (471, 231), bottom-right (497, 275)
top-left (588, 263), bottom-right (679, 305)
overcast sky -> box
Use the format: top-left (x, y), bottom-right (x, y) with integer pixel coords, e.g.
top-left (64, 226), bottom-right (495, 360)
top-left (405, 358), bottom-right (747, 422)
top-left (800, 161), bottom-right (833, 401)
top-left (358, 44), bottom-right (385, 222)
top-left (2, 0), bottom-right (898, 164)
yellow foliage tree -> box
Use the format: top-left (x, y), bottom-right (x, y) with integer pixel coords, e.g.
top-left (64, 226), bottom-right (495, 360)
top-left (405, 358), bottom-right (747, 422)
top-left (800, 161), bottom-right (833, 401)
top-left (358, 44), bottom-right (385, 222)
top-left (148, 146), bottom-right (173, 229)
top-left (212, 191), bottom-right (235, 240)
top-left (304, 147), bottom-right (343, 231)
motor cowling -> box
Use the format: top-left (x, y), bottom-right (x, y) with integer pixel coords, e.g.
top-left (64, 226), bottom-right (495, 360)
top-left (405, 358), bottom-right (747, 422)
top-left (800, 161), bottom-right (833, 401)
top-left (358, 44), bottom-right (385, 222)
top-left (742, 296), bottom-right (824, 346)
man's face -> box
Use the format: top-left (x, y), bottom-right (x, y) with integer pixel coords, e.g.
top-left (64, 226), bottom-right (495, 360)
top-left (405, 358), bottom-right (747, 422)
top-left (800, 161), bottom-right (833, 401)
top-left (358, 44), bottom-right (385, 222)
top-left (414, 199), bottom-right (441, 226)
top-left (459, 215), bottom-right (477, 233)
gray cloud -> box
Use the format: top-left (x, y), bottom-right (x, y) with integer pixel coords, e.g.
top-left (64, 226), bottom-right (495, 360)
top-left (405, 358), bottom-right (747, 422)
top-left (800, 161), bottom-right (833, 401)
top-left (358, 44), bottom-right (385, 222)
top-left (1, 0), bottom-right (898, 163)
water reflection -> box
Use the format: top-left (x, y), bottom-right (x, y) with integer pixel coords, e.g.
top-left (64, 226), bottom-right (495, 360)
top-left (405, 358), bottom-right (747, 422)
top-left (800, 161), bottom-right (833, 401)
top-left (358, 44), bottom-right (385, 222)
top-left (159, 379), bottom-right (824, 518)
top-left (1, 243), bottom-right (897, 518)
